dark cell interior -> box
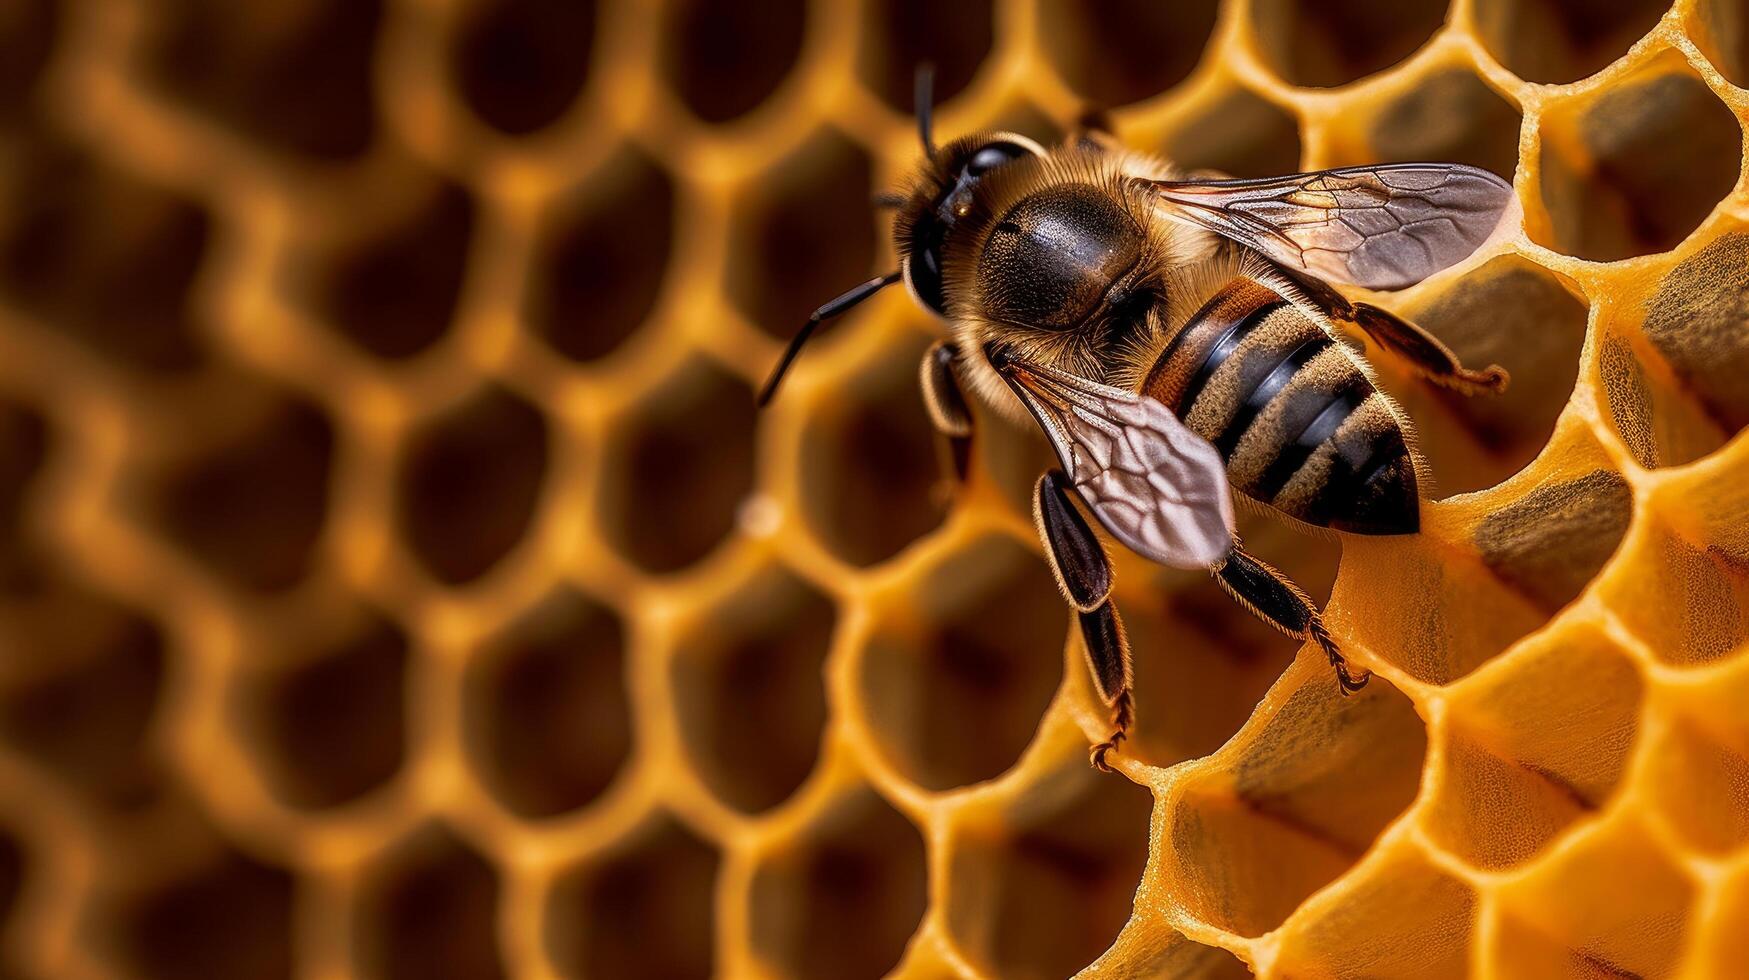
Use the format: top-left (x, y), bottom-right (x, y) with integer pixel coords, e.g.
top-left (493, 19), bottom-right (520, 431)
top-left (798, 334), bottom-right (947, 567)
top-left (1698, 0), bottom-right (1749, 88)
top-left (1160, 87), bottom-right (1303, 178)
top-left (1474, 0), bottom-right (1670, 84)
top-left (947, 770), bottom-right (1153, 979)
top-left (749, 789), bottom-right (927, 980)
top-left (671, 566), bottom-right (832, 814)
top-left (547, 817), bottom-right (718, 980)
top-left (465, 589), bottom-right (631, 818)
top-left (1119, 566), bottom-right (1302, 770)
top-left (399, 386), bottom-right (548, 584)
top-left (0, 397), bottom-right (47, 590)
top-left (1640, 232), bottom-right (1749, 435)
top-left (1536, 62), bottom-right (1740, 261)
top-left (0, 0), bottom-right (56, 124)
top-left (451, 0), bottom-right (595, 135)
top-left (0, 831), bottom-right (21, 980)
top-left (859, 535), bottom-right (1063, 790)
top-left (0, 141), bottom-right (208, 371)
top-left (1366, 70), bottom-right (1521, 180)
top-left (0, 587), bottom-right (165, 805)
top-left (1250, 0), bottom-right (1447, 88)
top-left (248, 611), bottom-right (407, 809)
top-left (1599, 330), bottom-right (1731, 470)
top-left (147, 394), bottom-right (333, 592)
top-left (102, 850), bottom-right (296, 980)
top-left (663, 0), bottom-right (806, 124)
top-left (355, 827), bottom-right (505, 980)
top-left (1391, 257), bottom-right (1587, 496)
top-left (307, 178), bottom-right (476, 359)
top-left (143, 0), bottom-right (381, 158)
top-left (726, 129), bottom-right (878, 342)
top-left (596, 358), bottom-right (754, 573)
top-left (858, 0), bottom-right (993, 114)
top-left (1474, 469), bottom-right (1633, 614)
top-left (1039, 0), bottom-right (1220, 108)
top-left (529, 147), bottom-right (674, 363)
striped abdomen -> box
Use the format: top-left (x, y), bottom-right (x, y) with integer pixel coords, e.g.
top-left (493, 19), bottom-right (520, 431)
top-left (1140, 277), bottom-right (1420, 535)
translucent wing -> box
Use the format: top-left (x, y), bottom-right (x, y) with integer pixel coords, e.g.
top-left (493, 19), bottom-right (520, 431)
top-left (996, 356), bottom-right (1234, 569)
top-left (1144, 163), bottom-right (1518, 290)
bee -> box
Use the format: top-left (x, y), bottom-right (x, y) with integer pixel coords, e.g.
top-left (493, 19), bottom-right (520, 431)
top-left (758, 70), bottom-right (1517, 771)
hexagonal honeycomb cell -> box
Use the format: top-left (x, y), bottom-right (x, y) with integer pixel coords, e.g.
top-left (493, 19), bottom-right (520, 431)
top-left (0, 1), bottom-right (1746, 977)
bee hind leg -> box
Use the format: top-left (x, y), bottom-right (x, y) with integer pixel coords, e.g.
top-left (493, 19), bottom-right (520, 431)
top-left (1212, 545), bottom-right (1371, 695)
top-left (1069, 109), bottom-right (1121, 153)
top-left (1346, 303), bottom-right (1509, 397)
top-left (1268, 261), bottom-right (1508, 396)
top-left (1034, 471), bottom-right (1135, 771)
top-left (921, 340), bottom-right (974, 482)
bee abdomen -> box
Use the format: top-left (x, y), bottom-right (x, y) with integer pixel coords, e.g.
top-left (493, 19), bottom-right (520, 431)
top-left (1259, 380), bottom-right (1419, 535)
top-left (1142, 277), bottom-right (1420, 535)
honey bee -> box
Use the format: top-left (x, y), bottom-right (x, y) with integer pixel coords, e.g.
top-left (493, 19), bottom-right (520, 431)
top-left (759, 70), bottom-right (1517, 771)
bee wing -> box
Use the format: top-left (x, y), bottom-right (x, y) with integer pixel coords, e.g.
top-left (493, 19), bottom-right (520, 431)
top-left (998, 357), bottom-right (1234, 570)
top-left (1144, 163), bottom-right (1518, 290)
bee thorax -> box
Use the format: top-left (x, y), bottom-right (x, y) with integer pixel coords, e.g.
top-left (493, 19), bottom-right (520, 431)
top-left (977, 184), bottom-right (1144, 331)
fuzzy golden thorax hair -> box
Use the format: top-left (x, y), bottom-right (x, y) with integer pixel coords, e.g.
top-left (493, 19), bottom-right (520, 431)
top-left (894, 142), bottom-right (1210, 423)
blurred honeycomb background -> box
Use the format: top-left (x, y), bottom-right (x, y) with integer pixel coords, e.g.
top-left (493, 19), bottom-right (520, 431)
top-left (0, 0), bottom-right (1746, 976)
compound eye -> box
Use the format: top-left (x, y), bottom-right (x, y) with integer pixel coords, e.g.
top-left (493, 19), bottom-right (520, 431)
top-left (966, 141), bottom-right (1031, 176)
top-left (907, 247), bottom-right (947, 316)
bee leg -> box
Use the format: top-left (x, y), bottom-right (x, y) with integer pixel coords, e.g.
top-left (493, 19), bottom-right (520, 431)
top-left (1070, 109), bottom-right (1120, 153)
top-left (1344, 302), bottom-right (1510, 397)
top-left (1083, 605), bottom-right (1134, 772)
top-left (1269, 262), bottom-right (1508, 396)
top-left (921, 340), bottom-right (974, 481)
top-left (1034, 471), bottom-right (1134, 771)
top-left (1212, 545), bottom-right (1371, 695)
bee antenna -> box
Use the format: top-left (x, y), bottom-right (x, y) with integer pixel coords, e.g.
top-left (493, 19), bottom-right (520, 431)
top-left (915, 64), bottom-right (937, 155)
top-left (872, 191), bottom-right (907, 210)
top-left (757, 271), bottom-right (903, 407)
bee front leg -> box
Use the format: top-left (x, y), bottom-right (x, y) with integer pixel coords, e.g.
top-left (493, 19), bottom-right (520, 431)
top-left (1034, 471), bottom-right (1134, 771)
top-left (1212, 545), bottom-right (1371, 695)
top-left (921, 340), bottom-right (974, 482)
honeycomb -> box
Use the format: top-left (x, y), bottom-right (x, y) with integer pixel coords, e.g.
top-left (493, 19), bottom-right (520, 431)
top-left (0, 0), bottom-right (1746, 977)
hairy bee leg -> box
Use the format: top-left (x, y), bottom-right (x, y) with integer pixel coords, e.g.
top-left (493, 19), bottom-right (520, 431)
top-left (1070, 109), bottom-right (1121, 153)
top-left (1212, 545), bottom-right (1371, 695)
top-left (1082, 603), bottom-right (1134, 772)
top-left (921, 340), bottom-right (974, 481)
top-left (1269, 262), bottom-right (1508, 396)
top-left (1034, 471), bottom-right (1111, 610)
top-left (1034, 472), bottom-right (1134, 770)
top-left (1345, 303), bottom-right (1509, 396)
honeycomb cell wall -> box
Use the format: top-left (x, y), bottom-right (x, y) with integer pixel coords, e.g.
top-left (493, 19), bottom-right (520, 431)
top-left (0, 0), bottom-right (1746, 978)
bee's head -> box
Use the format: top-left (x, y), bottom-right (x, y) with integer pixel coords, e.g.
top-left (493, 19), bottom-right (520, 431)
top-left (755, 67), bottom-right (1037, 406)
top-left (886, 67), bottom-right (1041, 317)
top-left (892, 131), bottom-right (1041, 317)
